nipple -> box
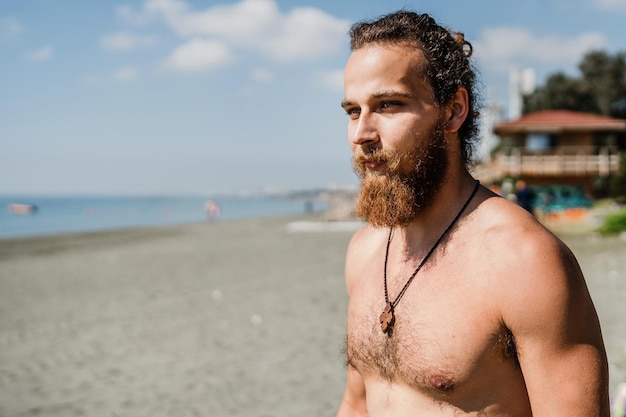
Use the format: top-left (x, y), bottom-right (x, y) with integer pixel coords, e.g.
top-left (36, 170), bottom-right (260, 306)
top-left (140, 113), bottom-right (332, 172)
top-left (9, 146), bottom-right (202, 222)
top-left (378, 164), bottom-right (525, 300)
top-left (428, 373), bottom-right (456, 392)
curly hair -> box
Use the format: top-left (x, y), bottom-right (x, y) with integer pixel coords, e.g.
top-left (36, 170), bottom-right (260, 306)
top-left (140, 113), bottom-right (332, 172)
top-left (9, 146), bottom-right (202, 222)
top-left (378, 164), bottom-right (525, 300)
top-left (349, 11), bottom-right (482, 166)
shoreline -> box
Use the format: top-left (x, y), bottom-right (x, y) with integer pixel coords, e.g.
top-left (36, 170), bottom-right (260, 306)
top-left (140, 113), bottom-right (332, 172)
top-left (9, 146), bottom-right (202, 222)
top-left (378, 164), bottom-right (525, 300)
top-left (0, 211), bottom-right (335, 253)
top-left (0, 214), bottom-right (624, 416)
top-left (0, 206), bottom-right (329, 241)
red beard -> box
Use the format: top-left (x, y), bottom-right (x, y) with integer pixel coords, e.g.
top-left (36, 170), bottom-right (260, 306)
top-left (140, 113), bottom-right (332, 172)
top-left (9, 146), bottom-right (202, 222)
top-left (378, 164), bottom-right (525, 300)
top-left (352, 120), bottom-right (448, 228)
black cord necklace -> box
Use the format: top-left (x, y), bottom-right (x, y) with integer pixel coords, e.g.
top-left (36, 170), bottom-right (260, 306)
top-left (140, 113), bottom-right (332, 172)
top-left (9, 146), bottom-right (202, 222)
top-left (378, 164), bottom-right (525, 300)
top-left (379, 179), bottom-right (480, 335)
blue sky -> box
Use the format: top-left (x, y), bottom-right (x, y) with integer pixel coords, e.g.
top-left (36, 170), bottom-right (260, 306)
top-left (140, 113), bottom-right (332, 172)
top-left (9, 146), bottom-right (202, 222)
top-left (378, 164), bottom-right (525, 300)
top-left (1, 0), bottom-right (625, 196)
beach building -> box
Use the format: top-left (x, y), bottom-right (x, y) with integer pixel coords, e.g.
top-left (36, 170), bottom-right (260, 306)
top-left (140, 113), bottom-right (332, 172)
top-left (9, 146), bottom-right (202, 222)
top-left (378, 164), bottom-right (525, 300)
top-left (473, 110), bottom-right (626, 191)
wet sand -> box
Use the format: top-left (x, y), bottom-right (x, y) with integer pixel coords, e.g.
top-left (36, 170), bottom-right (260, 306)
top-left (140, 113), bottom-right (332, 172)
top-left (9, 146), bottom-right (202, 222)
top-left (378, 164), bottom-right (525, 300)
top-left (0, 214), bottom-right (624, 416)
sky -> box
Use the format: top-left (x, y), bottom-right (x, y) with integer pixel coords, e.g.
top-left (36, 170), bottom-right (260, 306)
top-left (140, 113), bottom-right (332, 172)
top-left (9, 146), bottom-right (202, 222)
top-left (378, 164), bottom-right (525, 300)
top-left (1, 0), bottom-right (626, 196)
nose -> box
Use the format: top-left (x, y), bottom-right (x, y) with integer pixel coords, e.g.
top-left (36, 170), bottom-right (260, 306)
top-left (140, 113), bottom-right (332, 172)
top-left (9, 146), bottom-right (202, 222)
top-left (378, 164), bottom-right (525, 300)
top-left (350, 112), bottom-right (379, 148)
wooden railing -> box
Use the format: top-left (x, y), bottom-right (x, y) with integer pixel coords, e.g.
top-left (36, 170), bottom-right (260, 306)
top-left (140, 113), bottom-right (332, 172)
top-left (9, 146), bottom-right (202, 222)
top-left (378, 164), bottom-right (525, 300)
top-left (472, 148), bottom-right (620, 183)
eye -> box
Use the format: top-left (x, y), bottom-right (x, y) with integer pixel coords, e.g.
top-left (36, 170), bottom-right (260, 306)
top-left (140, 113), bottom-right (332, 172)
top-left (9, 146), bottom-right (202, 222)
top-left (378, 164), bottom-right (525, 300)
top-left (344, 107), bottom-right (361, 119)
top-left (379, 101), bottom-right (402, 110)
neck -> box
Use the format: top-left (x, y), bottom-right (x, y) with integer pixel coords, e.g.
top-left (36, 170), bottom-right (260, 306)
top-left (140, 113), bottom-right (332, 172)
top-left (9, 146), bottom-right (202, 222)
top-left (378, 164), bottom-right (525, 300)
top-left (393, 169), bottom-right (478, 258)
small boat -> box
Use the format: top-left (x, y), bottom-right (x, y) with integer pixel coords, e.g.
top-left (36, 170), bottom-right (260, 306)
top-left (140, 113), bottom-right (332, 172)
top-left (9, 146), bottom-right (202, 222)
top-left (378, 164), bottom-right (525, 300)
top-left (8, 203), bottom-right (38, 215)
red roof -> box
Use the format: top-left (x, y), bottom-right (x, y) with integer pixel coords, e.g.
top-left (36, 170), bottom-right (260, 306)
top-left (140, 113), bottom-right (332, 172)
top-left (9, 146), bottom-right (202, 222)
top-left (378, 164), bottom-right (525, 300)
top-left (493, 110), bottom-right (626, 135)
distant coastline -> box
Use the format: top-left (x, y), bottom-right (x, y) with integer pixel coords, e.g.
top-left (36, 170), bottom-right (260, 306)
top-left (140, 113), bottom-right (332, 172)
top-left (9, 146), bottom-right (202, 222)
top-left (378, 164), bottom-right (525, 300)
top-left (0, 193), bottom-right (332, 240)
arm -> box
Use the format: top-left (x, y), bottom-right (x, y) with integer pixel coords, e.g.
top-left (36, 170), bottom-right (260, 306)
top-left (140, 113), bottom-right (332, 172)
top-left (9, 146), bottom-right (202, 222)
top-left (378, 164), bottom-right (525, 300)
top-left (337, 364), bottom-right (368, 417)
top-left (500, 230), bottom-right (609, 416)
top-left (337, 228), bottom-right (370, 417)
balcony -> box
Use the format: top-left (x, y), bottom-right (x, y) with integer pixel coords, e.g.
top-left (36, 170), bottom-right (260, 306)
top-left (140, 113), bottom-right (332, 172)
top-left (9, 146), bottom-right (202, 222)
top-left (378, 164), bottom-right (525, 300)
top-left (472, 147), bottom-right (621, 184)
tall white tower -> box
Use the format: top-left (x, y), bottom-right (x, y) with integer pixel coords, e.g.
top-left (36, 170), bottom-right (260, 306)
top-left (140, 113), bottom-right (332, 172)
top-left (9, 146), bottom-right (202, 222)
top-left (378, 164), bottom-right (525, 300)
top-left (478, 102), bottom-right (505, 162)
top-left (508, 67), bottom-right (536, 120)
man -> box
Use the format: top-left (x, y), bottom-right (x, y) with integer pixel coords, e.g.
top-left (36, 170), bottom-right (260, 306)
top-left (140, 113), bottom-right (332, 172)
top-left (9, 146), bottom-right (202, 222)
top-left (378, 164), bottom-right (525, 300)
top-left (337, 11), bottom-right (608, 416)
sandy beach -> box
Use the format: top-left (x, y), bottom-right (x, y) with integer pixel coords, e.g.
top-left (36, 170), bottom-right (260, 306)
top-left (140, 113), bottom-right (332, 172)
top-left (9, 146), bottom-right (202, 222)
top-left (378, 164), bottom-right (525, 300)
top-left (0, 214), bottom-right (625, 416)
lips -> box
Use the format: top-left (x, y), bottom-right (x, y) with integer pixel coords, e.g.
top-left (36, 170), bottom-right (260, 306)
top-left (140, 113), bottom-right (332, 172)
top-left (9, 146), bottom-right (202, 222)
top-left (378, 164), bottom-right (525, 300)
top-left (358, 154), bottom-right (386, 170)
top-left (354, 148), bottom-right (390, 174)
top-left (363, 159), bottom-right (383, 170)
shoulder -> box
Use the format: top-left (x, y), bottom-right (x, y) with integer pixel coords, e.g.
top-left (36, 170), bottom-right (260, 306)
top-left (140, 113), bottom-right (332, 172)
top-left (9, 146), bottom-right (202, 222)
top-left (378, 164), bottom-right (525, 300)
top-left (344, 225), bottom-right (388, 294)
top-left (472, 194), bottom-right (589, 329)
top-left (472, 193), bottom-right (567, 267)
top-left (347, 224), bottom-right (379, 255)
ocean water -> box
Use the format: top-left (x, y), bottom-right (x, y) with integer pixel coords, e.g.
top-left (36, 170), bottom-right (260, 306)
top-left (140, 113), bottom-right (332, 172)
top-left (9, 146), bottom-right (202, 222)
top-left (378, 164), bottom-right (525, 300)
top-left (0, 195), bottom-right (327, 239)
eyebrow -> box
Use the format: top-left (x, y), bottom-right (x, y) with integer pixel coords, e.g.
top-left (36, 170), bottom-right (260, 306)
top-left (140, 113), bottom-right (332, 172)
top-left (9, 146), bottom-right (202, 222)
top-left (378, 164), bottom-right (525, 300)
top-left (341, 90), bottom-right (416, 109)
top-left (340, 99), bottom-right (353, 109)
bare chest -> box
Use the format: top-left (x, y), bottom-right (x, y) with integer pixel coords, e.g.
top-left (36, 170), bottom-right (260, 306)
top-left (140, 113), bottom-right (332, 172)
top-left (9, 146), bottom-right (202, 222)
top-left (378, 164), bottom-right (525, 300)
top-left (346, 264), bottom-right (515, 395)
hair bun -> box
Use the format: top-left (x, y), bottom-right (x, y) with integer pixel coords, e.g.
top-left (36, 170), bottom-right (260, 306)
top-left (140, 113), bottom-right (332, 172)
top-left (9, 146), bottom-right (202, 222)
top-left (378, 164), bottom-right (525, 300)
top-left (454, 32), bottom-right (473, 58)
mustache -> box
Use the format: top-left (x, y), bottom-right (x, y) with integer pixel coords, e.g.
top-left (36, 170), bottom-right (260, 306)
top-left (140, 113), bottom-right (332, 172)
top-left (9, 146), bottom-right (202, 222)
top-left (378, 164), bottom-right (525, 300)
top-left (353, 147), bottom-right (403, 172)
top-left (354, 147), bottom-right (387, 162)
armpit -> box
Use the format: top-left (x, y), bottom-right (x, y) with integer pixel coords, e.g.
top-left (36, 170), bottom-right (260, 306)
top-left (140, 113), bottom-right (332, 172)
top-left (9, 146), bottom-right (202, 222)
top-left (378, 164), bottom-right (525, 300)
top-left (496, 328), bottom-right (519, 366)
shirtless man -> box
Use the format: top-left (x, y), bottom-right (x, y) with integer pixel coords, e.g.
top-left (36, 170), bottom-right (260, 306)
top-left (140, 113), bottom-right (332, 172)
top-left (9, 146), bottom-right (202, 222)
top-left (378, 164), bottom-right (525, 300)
top-left (337, 11), bottom-right (609, 416)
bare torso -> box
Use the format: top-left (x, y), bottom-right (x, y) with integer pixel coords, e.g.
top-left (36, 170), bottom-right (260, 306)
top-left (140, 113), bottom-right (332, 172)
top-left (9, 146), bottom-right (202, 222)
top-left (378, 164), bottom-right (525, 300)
top-left (344, 194), bottom-right (537, 416)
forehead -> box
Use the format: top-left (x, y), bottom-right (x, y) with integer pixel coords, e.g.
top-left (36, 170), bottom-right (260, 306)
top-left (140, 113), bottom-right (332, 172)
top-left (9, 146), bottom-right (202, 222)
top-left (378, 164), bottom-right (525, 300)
top-left (344, 43), bottom-right (433, 102)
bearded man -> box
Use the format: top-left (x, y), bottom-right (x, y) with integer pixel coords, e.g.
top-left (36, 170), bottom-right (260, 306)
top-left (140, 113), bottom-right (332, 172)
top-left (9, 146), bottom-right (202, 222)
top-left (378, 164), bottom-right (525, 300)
top-left (337, 10), bottom-right (609, 417)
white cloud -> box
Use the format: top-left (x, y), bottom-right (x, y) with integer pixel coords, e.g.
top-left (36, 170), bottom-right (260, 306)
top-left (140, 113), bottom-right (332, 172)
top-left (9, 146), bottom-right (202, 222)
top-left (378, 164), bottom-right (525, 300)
top-left (592, 0), bottom-right (626, 12)
top-left (474, 27), bottom-right (607, 72)
top-left (100, 32), bottom-right (157, 51)
top-left (250, 68), bottom-right (274, 83)
top-left (163, 38), bottom-right (234, 72)
top-left (25, 47), bottom-right (54, 62)
top-left (125, 0), bottom-right (349, 62)
top-left (146, 0), bottom-right (277, 40)
top-left (258, 7), bottom-right (349, 61)
top-left (313, 69), bottom-right (344, 92)
top-left (83, 66), bottom-right (142, 84)
top-left (0, 16), bottom-right (23, 39)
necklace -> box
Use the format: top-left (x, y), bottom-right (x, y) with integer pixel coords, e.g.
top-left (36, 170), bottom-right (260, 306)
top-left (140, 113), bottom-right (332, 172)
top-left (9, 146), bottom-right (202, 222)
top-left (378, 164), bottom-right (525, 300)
top-left (379, 179), bottom-right (480, 335)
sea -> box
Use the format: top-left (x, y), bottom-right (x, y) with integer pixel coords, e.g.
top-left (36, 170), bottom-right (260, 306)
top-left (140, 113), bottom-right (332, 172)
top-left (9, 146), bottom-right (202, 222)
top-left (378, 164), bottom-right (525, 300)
top-left (0, 194), bottom-right (328, 240)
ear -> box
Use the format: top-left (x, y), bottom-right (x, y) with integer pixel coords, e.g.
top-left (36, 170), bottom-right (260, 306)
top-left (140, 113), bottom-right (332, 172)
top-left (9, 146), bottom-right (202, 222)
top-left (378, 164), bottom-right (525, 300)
top-left (443, 87), bottom-right (469, 133)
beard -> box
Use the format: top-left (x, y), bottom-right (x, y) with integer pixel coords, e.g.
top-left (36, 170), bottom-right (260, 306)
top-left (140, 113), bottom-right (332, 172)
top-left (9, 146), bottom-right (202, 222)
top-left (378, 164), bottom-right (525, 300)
top-left (352, 118), bottom-right (448, 228)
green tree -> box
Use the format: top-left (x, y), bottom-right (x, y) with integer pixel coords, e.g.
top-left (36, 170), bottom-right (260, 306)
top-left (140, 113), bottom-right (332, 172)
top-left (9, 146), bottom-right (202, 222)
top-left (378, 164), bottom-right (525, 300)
top-left (579, 51), bottom-right (626, 118)
top-left (523, 72), bottom-right (598, 114)
top-left (522, 50), bottom-right (626, 118)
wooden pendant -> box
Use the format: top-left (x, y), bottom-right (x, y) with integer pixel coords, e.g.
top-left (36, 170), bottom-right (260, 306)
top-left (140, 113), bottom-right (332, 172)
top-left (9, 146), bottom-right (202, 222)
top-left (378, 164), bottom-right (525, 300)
top-left (379, 302), bottom-right (395, 334)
